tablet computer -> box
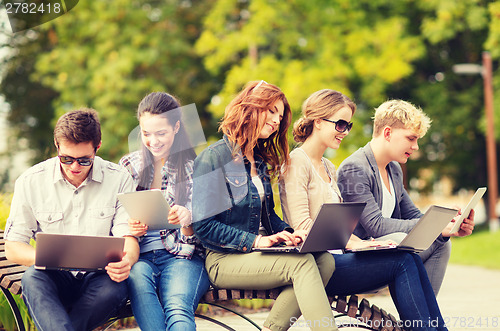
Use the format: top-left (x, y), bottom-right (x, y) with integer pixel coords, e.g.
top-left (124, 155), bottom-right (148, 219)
top-left (449, 187), bottom-right (486, 234)
top-left (118, 190), bottom-right (178, 230)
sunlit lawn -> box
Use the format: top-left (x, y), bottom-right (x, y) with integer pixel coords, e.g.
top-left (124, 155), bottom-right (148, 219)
top-left (449, 226), bottom-right (500, 270)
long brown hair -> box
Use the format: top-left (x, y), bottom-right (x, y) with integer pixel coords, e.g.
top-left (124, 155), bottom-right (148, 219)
top-left (219, 81), bottom-right (291, 176)
top-left (137, 92), bottom-right (196, 206)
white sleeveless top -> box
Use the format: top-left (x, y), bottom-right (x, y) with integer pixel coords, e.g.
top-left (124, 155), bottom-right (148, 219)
top-left (379, 171), bottom-right (396, 218)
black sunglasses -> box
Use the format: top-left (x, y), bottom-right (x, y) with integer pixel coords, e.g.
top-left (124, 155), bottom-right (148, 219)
top-left (58, 155), bottom-right (94, 166)
top-left (322, 118), bottom-right (353, 133)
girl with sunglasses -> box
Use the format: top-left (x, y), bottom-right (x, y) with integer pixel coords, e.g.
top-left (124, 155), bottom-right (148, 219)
top-left (279, 89), bottom-right (448, 330)
top-left (119, 92), bottom-right (210, 331)
top-left (192, 81), bottom-right (338, 331)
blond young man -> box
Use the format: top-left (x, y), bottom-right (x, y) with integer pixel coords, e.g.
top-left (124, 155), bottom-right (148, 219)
top-left (337, 100), bottom-right (475, 295)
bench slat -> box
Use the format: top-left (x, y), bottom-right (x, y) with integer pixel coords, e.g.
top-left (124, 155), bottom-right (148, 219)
top-left (0, 260), bottom-right (21, 268)
top-left (389, 313), bottom-right (403, 331)
top-left (334, 295), bottom-right (348, 314)
top-left (9, 281), bottom-right (22, 295)
top-left (242, 290), bottom-right (254, 299)
top-left (0, 266), bottom-right (28, 275)
top-left (380, 309), bottom-right (393, 331)
top-left (230, 289), bottom-right (241, 300)
top-left (359, 298), bottom-right (372, 321)
top-left (217, 290), bottom-right (229, 301)
top-left (1, 273), bottom-right (23, 292)
top-left (371, 305), bottom-right (382, 330)
top-left (202, 289), bottom-right (216, 302)
top-left (347, 295), bottom-right (358, 318)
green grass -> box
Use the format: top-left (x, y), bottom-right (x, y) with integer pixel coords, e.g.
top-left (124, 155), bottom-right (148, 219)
top-left (449, 226), bottom-right (500, 270)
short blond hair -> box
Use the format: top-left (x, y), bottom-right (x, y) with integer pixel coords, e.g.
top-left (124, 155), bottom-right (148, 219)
top-left (373, 99), bottom-right (431, 137)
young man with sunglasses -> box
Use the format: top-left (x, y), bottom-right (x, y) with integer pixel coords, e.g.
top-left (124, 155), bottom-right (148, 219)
top-left (337, 99), bottom-right (475, 296)
top-left (4, 108), bottom-right (139, 331)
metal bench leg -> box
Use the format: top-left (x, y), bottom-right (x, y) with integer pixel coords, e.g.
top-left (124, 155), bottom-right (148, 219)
top-left (1, 287), bottom-right (26, 331)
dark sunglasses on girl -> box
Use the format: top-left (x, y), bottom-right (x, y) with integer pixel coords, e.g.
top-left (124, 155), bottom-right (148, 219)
top-left (58, 155), bottom-right (94, 166)
top-left (322, 118), bottom-right (353, 133)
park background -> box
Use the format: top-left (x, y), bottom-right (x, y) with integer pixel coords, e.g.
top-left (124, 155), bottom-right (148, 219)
top-left (0, 0), bottom-right (500, 330)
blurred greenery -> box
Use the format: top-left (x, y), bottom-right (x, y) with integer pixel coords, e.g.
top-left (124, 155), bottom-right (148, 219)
top-left (0, 194), bottom-right (11, 229)
top-left (0, 23), bottom-right (58, 164)
top-left (0, 194), bottom-right (35, 331)
top-left (0, 292), bottom-right (35, 331)
top-left (450, 227), bottom-right (500, 269)
top-left (1, 0), bottom-right (220, 167)
top-left (235, 298), bottom-right (274, 310)
top-left (1, 0), bottom-right (499, 208)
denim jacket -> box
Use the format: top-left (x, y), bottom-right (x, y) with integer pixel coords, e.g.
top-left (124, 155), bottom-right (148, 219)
top-left (192, 136), bottom-right (291, 253)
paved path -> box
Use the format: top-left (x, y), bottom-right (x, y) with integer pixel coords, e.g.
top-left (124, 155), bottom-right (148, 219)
top-left (125, 264), bottom-right (500, 330)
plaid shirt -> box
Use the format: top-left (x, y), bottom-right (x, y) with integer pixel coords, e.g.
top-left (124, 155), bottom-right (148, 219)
top-left (120, 151), bottom-right (203, 259)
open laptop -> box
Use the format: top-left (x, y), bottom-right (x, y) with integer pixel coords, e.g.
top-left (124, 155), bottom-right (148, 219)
top-left (254, 202), bottom-right (366, 253)
top-left (448, 187), bottom-right (486, 234)
top-left (347, 205), bottom-right (458, 253)
top-left (118, 190), bottom-right (178, 230)
top-left (34, 233), bottom-right (125, 271)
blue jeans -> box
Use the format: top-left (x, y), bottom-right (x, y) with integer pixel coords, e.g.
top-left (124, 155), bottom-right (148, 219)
top-left (127, 250), bottom-right (210, 331)
top-left (377, 232), bottom-right (452, 295)
top-left (21, 266), bottom-right (128, 331)
top-left (418, 239), bottom-right (451, 296)
top-left (326, 251), bottom-right (447, 331)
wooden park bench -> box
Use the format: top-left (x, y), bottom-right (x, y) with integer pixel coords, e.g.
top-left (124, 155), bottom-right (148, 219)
top-left (0, 230), bottom-right (404, 331)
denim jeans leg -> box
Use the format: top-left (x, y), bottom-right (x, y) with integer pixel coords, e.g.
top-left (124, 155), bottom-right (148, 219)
top-left (326, 251), bottom-right (415, 295)
top-left (326, 251), bottom-right (446, 330)
top-left (409, 254), bottom-right (448, 331)
top-left (128, 254), bottom-right (166, 331)
top-left (390, 254), bottom-right (447, 330)
top-left (21, 266), bottom-right (75, 331)
top-left (418, 240), bottom-right (451, 296)
top-left (68, 272), bottom-right (128, 331)
top-left (159, 255), bottom-right (210, 331)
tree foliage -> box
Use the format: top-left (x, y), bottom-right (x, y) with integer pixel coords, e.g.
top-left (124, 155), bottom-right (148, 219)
top-left (30, 0), bottom-right (217, 162)
top-left (2, 0), bottom-right (500, 196)
top-left (0, 27), bottom-right (58, 163)
top-left (197, 0), bottom-right (500, 193)
top-left (398, 0), bottom-right (497, 193)
top-left (195, 0), bottom-right (426, 160)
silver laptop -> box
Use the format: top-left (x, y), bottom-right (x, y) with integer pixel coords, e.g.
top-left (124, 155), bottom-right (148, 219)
top-left (254, 202), bottom-right (366, 253)
top-left (347, 205), bottom-right (458, 253)
top-left (35, 233), bottom-right (125, 271)
top-left (118, 190), bottom-right (178, 230)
